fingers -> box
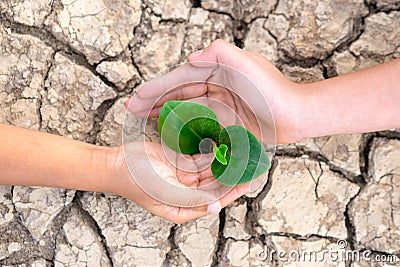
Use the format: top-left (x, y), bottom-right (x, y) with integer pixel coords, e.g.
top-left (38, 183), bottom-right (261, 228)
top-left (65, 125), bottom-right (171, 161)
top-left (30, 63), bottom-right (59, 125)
top-left (155, 182), bottom-right (251, 224)
top-left (167, 196), bottom-right (222, 224)
top-left (218, 183), bottom-right (250, 208)
top-left (159, 199), bottom-right (222, 224)
top-left (127, 39), bottom-right (248, 117)
top-left (214, 172), bottom-right (268, 209)
top-left (135, 39), bottom-right (244, 100)
top-left (247, 175), bottom-right (266, 193)
top-left (175, 164), bottom-right (214, 188)
top-left (136, 63), bottom-right (215, 99)
top-left (173, 208), bottom-right (210, 224)
top-left (128, 83), bottom-right (207, 117)
top-left (125, 142), bottom-right (220, 207)
top-left (160, 204), bottom-right (212, 224)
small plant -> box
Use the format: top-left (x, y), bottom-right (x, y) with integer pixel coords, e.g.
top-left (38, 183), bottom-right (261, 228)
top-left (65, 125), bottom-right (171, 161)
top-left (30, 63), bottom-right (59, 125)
top-left (158, 100), bottom-right (270, 186)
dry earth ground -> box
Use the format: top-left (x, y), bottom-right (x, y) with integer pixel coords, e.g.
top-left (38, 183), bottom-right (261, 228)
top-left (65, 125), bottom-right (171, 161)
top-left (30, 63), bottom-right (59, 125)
top-left (1, 0), bottom-right (400, 266)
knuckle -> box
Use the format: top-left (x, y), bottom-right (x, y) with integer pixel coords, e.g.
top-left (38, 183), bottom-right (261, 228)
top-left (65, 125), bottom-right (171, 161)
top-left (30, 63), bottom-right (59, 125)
top-left (210, 39), bottom-right (227, 49)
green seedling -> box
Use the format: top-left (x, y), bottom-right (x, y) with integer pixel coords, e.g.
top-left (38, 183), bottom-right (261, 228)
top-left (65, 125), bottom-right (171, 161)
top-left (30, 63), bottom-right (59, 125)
top-left (158, 100), bottom-right (270, 186)
top-left (213, 144), bottom-right (228, 165)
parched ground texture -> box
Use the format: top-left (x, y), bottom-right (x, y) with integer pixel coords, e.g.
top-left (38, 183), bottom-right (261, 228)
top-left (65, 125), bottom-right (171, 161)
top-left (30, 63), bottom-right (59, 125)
top-left (1, 0), bottom-right (400, 266)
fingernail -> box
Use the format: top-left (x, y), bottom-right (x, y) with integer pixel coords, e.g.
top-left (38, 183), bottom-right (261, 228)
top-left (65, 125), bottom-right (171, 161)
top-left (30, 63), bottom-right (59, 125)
top-left (248, 177), bottom-right (265, 192)
top-left (207, 201), bottom-right (221, 214)
top-left (191, 49), bottom-right (203, 58)
top-left (125, 98), bottom-right (132, 109)
top-left (247, 184), bottom-right (256, 193)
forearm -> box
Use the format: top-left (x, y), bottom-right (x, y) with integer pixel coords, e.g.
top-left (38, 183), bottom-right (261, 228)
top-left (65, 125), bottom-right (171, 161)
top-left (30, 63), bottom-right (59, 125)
top-left (0, 124), bottom-right (117, 192)
top-left (299, 59), bottom-right (400, 139)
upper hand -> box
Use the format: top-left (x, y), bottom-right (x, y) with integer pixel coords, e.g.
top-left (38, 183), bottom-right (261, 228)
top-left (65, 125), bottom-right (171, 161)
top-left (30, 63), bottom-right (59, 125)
top-left (127, 39), bottom-right (303, 144)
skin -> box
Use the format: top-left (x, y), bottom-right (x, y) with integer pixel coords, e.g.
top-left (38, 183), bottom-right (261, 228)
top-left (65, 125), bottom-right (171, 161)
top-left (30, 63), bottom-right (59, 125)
top-left (1, 39), bottom-right (399, 224)
top-left (0, 124), bottom-right (248, 224)
top-left (130, 39), bottom-right (400, 143)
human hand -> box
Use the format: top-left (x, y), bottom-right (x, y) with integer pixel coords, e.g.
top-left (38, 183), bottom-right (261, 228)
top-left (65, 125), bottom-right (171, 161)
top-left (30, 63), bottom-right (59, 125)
top-left (109, 142), bottom-right (251, 224)
top-left (127, 39), bottom-right (303, 144)
top-left (0, 122), bottom-right (247, 224)
top-left (121, 39), bottom-right (303, 221)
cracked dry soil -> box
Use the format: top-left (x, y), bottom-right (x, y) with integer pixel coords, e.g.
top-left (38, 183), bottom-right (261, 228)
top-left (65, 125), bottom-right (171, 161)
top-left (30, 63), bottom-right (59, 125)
top-left (1, 0), bottom-right (400, 266)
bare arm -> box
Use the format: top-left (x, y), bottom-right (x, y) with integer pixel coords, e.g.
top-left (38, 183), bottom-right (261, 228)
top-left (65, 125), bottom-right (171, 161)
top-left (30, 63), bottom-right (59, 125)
top-left (300, 59), bottom-right (400, 139)
top-left (0, 123), bottom-right (226, 223)
top-left (0, 123), bottom-right (116, 191)
top-left (129, 40), bottom-right (400, 144)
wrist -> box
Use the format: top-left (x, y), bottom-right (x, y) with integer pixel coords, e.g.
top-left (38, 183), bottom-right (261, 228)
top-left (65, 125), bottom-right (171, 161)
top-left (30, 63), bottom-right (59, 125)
top-left (289, 82), bottom-right (311, 142)
top-left (265, 79), bottom-right (306, 144)
top-left (85, 144), bottom-right (121, 193)
top-left (294, 80), bottom-right (336, 140)
top-left (97, 144), bottom-right (143, 201)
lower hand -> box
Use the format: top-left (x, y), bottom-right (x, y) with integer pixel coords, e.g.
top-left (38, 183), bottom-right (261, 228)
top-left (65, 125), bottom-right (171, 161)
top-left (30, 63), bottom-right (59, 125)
top-left (108, 142), bottom-right (251, 224)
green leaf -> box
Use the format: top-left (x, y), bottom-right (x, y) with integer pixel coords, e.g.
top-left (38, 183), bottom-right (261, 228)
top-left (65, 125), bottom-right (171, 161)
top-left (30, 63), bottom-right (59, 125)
top-left (158, 101), bottom-right (271, 186)
top-left (158, 101), bottom-right (221, 154)
top-left (213, 144), bottom-right (228, 165)
top-left (211, 126), bottom-right (270, 186)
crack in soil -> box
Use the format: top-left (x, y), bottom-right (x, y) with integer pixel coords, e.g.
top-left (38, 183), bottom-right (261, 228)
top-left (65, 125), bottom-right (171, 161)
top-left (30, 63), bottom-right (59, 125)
top-left (0, 12), bottom-right (119, 93)
top-left (163, 224), bottom-right (193, 266)
top-left (1, 1), bottom-right (400, 265)
top-left (210, 208), bottom-right (227, 267)
top-left (275, 147), bottom-right (360, 183)
top-left (39, 51), bottom-right (57, 131)
top-left (90, 95), bottom-right (120, 145)
top-left (74, 192), bottom-right (115, 266)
